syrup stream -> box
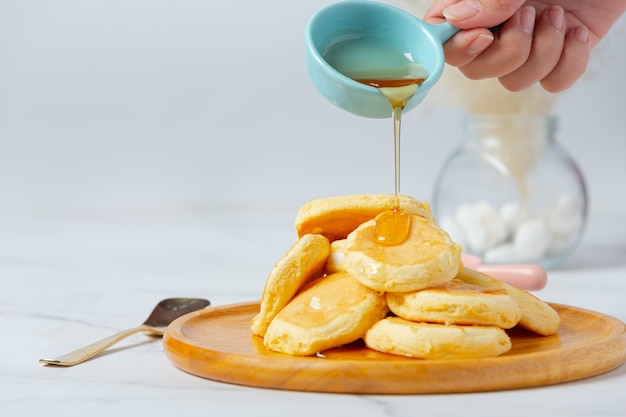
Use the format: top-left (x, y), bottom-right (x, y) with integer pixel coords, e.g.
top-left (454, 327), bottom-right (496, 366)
top-left (354, 79), bottom-right (425, 246)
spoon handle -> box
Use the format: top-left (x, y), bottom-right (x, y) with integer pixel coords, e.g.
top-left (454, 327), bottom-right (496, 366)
top-left (39, 325), bottom-right (162, 366)
top-left (425, 21), bottom-right (460, 44)
top-left (473, 264), bottom-right (548, 291)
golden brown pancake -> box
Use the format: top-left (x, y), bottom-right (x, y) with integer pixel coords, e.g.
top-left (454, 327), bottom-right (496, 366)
top-left (251, 233), bottom-right (330, 337)
top-left (386, 278), bottom-right (522, 328)
top-left (364, 316), bottom-right (512, 359)
top-left (455, 267), bottom-right (560, 336)
top-left (263, 272), bottom-right (388, 356)
top-left (294, 194), bottom-right (436, 242)
top-left (325, 238), bottom-right (348, 275)
top-left (342, 213), bottom-right (462, 292)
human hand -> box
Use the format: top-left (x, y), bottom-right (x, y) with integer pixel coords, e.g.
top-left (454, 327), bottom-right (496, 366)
top-left (423, 0), bottom-right (626, 92)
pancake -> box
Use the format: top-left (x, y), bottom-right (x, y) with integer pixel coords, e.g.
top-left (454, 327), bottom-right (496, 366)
top-left (364, 316), bottom-right (512, 359)
top-left (294, 194), bottom-right (436, 242)
top-left (325, 239), bottom-right (348, 275)
top-left (342, 213), bottom-right (462, 292)
top-left (263, 272), bottom-right (388, 356)
top-left (455, 267), bottom-right (560, 336)
top-left (251, 233), bottom-right (330, 337)
top-left (386, 278), bottom-right (522, 328)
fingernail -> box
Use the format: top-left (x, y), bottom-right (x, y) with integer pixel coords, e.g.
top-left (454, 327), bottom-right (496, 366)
top-left (467, 33), bottom-right (494, 56)
top-left (520, 6), bottom-right (536, 35)
top-left (443, 0), bottom-right (481, 21)
top-left (548, 6), bottom-right (565, 31)
top-left (574, 25), bottom-right (589, 43)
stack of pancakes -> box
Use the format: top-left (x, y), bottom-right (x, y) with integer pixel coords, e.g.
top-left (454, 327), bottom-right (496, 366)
top-left (251, 195), bottom-right (560, 359)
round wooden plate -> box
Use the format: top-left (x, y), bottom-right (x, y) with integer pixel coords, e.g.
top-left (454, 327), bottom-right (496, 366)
top-left (163, 301), bottom-right (626, 394)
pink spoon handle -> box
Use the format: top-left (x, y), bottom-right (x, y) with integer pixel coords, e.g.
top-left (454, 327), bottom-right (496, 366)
top-left (472, 264), bottom-right (548, 291)
top-left (460, 253), bottom-right (483, 267)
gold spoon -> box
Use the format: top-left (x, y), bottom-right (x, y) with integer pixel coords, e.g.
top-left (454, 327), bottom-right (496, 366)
top-left (39, 297), bottom-right (210, 366)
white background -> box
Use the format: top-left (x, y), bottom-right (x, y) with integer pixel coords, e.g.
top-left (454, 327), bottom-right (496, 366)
top-left (1, 0), bottom-right (624, 215)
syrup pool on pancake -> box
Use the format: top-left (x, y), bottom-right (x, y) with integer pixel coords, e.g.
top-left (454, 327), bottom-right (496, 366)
top-left (323, 36), bottom-right (429, 245)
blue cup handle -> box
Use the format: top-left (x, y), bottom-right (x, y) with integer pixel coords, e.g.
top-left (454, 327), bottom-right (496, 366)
top-left (426, 22), bottom-right (460, 44)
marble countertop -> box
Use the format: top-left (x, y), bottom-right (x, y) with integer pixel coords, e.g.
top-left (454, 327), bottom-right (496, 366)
top-left (2, 201), bottom-right (624, 417)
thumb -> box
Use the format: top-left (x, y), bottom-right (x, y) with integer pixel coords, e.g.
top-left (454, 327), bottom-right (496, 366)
top-left (442, 0), bottom-right (526, 28)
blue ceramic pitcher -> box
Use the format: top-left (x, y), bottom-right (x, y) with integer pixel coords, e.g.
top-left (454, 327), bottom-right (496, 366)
top-left (306, 1), bottom-right (459, 118)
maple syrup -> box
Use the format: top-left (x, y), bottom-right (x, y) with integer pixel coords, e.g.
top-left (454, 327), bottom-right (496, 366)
top-left (373, 208), bottom-right (412, 246)
top-left (323, 37), bottom-right (428, 245)
top-left (357, 78), bottom-right (426, 246)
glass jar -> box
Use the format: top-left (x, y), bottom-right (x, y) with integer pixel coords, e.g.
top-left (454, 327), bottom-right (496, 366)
top-left (432, 114), bottom-right (588, 269)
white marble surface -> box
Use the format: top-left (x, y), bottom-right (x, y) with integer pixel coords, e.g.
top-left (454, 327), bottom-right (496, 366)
top-left (1, 0), bottom-right (626, 416)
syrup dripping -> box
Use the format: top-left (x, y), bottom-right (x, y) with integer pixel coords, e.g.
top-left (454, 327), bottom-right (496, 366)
top-left (354, 78), bottom-right (426, 246)
top-left (322, 37), bottom-right (428, 246)
top-left (373, 208), bottom-right (412, 246)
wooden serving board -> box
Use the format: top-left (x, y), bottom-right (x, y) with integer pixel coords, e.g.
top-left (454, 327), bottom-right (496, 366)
top-left (163, 301), bottom-right (626, 394)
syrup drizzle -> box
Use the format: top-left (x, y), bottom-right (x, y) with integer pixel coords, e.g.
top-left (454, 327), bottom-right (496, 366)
top-left (373, 208), bottom-right (412, 246)
top-left (354, 78), bottom-right (425, 246)
top-left (322, 36), bottom-right (428, 246)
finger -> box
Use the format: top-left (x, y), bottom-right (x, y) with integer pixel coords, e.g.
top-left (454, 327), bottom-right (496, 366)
top-left (499, 6), bottom-right (567, 91)
top-left (442, 28), bottom-right (495, 67)
top-left (424, 0), bottom-right (464, 23)
top-left (540, 25), bottom-right (591, 92)
top-left (440, 0), bottom-right (526, 29)
top-left (458, 6), bottom-right (535, 80)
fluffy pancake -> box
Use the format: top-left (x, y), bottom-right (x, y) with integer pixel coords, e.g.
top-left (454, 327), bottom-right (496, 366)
top-left (294, 194), bottom-right (436, 242)
top-left (342, 213), bottom-right (462, 292)
top-left (364, 316), bottom-right (512, 359)
top-left (325, 238), bottom-right (348, 275)
top-left (263, 272), bottom-right (388, 356)
top-left (386, 278), bottom-right (522, 328)
top-left (455, 267), bottom-right (560, 336)
top-left (251, 233), bottom-right (330, 337)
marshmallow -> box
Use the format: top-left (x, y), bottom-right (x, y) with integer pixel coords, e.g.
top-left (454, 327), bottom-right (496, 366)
top-left (452, 201), bottom-right (508, 254)
top-left (547, 194), bottom-right (584, 239)
top-left (439, 215), bottom-right (467, 249)
top-left (474, 201), bottom-right (508, 248)
top-left (438, 196), bottom-right (583, 265)
top-left (549, 234), bottom-right (576, 256)
top-left (484, 243), bottom-right (522, 264)
top-left (514, 219), bottom-right (550, 260)
top-left (454, 203), bottom-right (489, 254)
top-left (499, 202), bottom-right (525, 235)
